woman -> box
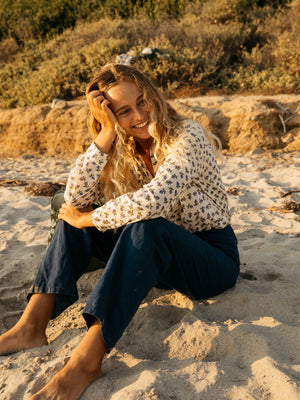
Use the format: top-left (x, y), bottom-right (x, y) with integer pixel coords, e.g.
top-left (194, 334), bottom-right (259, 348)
top-left (0, 63), bottom-right (239, 399)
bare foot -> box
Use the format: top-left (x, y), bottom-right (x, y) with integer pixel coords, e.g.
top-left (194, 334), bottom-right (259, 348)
top-left (0, 293), bottom-right (55, 356)
top-left (29, 356), bottom-right (102, 400)
top-left (29, 321), bottom-right (106, 400)
top-left (0, 324), bottom-right (47, 356)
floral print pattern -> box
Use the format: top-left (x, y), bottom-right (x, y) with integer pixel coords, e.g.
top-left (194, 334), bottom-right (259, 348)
top-left (65, 119), bottom-right (230, 232)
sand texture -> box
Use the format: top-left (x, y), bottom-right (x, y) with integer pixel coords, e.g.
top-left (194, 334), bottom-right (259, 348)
top-left (0, 96), bottom-right (300, 399)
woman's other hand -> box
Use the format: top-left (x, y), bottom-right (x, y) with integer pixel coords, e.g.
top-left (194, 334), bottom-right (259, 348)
top-left (87, 90), bottom-right (117, 153)
top-left (58, 203), bottom-right (95, 229)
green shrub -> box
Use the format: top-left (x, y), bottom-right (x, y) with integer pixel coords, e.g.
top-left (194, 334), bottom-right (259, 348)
top-left (0, 0), bottom-right (298, 109)
top-left (0, 0), bottom-right (101, 42)
top-left (0, 0), bottom-right (200, 43)
top-left (228, 1), bottom-right (300, 90)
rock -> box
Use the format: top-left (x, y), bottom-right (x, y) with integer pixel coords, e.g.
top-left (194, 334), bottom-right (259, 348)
top-left (172, 95), bottom-right (300, 152)
top-left (51, 99), bottom-right (68, 109)
top-left (248, 148), bottom-right (266, 155)
top-left (0, 95), bottom-right (299, 157)
top-left (0, 101), bottom-right (90, 157)
top-left (173, 100), bottom-right (230, 148)
top-left (281, 133), bottom-right (294, 144)
top-left (285, 112), bottom-right (300, 130)
top-left (284, 127), bottom-right (300, 151)
top-left (22, 154), bottom-right (35, 160)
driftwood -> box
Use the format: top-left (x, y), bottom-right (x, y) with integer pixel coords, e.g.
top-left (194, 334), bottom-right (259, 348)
top-left (0, 178), bottom-right (65, 196)
top-left (24, 182), bottom-right (65, 196)
top-left (0, 178), bottom-right (28, 186)
top-left (278, 105), bottom-right (300, 135)
top-left (268, 201), bottom-right (300, 213)
top-left (280, 190), bottom-right (300, 198)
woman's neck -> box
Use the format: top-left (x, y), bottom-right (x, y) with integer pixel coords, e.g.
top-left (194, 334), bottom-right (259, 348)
top-left (134, 137), bottom-right (155, 177)
top-left (135, 137), bottom-right (154, 153)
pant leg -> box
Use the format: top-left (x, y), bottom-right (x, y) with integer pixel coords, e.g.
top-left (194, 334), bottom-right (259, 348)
top-left (83, 217), bottom-right (239, 350)
top-left (48, 190), bottom-right (106, 271)
top-left (28, 220), bottom-right (121, 318)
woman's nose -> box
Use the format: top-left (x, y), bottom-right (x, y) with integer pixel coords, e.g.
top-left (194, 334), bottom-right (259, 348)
top-left (133, 107), bottom-right (144, 119)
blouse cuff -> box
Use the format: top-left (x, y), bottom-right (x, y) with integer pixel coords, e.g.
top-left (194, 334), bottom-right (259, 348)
top-left (86, 142), bottom-right (110, 163)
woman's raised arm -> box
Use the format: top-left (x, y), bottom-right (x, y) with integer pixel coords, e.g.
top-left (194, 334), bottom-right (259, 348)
top-left (86, 90), bottom-right (117, 154)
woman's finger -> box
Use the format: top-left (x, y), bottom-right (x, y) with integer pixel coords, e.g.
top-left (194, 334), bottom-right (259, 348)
top-left (87, 90), bottom-right (102, 98)
top-left (93, 96), bottom-right (106, 107)
top-left (58, 203), bottom-right (67, 219)
top-left (87, 91), bottom-right (105, 105)
top-left (101, 99), bottom-right (110, 107)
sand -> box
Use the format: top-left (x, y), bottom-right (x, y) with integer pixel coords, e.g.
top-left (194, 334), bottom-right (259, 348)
top-left (0, 138), bottom-right (300, 398)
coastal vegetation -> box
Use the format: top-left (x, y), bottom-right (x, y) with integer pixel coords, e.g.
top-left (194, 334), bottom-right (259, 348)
top-left (0, 0), bottom-right (299, 108)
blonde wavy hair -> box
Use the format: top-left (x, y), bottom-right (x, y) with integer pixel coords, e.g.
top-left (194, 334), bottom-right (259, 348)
top-left (86, 63), bottom-right (185, 202)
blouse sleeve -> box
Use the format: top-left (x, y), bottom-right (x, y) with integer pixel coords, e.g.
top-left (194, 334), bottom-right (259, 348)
top-left (91, 123), bottom-right (207, 231)
top-left (64, 142), bottom-right (109, 208)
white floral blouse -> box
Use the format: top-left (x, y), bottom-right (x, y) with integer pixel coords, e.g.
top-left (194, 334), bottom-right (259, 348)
top-left (65, 119), bottom-right (230, 233)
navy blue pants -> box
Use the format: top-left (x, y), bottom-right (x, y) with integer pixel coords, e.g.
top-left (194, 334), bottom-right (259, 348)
top-left (28, 218), bottom-right (239, 350)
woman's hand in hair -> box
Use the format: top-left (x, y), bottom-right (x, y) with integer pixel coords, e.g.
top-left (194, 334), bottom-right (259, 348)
top-left (87, 90), bottom-right (117, 153)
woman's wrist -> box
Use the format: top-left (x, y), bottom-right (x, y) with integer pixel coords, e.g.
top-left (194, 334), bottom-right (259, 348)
top-left (94, 140), bottom-right (106, 153)
top-left (94, 130), bottom-right (116, 154)
top-left (80, 211), bottom-right (95, 228)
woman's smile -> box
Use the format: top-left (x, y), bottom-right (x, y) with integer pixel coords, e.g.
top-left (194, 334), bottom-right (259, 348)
top-left (133, 119), bottom-right (148, 129)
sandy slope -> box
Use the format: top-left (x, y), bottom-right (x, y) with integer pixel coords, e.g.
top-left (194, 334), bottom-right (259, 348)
top-left (0, 149), bottom-right (299, 400)
top-left (0, 94), bottom-right (300, 158)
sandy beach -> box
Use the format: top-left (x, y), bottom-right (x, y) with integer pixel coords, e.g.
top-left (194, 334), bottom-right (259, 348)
top-left (0, 98), bottom-right (300, 399)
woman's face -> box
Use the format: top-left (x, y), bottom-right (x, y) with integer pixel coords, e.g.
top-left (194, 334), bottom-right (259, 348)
top-left (106, 80), bottom-right (151, 140)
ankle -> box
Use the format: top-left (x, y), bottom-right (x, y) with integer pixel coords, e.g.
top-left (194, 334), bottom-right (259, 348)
top-left (13, 321), bottom-right (47, 345)
top-left (17, 316), bottom-right (47, 334)
top-left (0, 322), bottom-right (47, 356)
top-left (69, 348), bottom-right (102, 376)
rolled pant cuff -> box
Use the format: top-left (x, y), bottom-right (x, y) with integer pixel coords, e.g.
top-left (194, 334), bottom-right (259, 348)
top-left (82, 311), bottom-right (112, 353)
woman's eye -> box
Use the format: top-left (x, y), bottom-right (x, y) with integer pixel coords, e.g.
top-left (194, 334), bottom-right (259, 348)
top-left (118, 109), bottom-right (129, 116)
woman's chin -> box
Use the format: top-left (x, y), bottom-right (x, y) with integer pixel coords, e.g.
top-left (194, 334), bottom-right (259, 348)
top-left (132, 131), bottom-right (151, 140)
